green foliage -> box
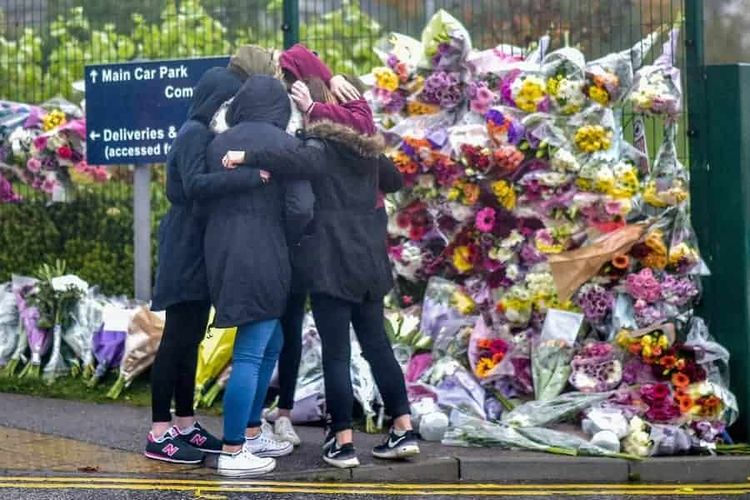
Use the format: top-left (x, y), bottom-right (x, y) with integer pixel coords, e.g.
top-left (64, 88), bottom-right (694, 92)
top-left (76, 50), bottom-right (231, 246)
top-left (0, 0), bottom-right (383, 103)
top-left (0, 180), bottom-right (168, 296)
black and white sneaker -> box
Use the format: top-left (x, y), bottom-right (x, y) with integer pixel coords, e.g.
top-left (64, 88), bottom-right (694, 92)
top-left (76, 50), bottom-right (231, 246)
top-left (322, 429), bottom-right (336, 452)
top-left (323, 441), bottom-right (360, 469)
top-left (372, 429), bottom-right (420, 460)
top-left (175, 422), bottom-right (223, 454)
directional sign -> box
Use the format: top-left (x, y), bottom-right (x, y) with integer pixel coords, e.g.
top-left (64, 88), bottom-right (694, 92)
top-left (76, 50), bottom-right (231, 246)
top-left (85, 56), bottom-right (230, 165)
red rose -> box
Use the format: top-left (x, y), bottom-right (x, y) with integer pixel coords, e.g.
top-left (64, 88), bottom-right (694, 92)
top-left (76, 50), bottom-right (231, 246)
top-left (57, 146), bottom-right (73, 159)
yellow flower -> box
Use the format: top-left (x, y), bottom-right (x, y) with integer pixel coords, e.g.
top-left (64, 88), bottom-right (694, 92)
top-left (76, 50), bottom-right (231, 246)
top-left (374, 67), bottom-right (399, 92)
top-left (575, 125), bottom-right (612, 153)
top-left (669, 243), bottom-right (698, 268)
top-left (515, 79), bottom-right (546, 113)
top-left (406, 100), bottom-right (439, 116)
top-left (657, 334), bottom-right (669, 349)
top-left (616, 330), bottom-right (633, 348)
top-left (452, 246), bottom-right (473, 273)
top-left (546, 76), bottom-right (561, 97)
top-left (42, 109), bottom-right (67, 132)
top-left (491, 180), bottom-right (516, 210)
top-left (451, 290), bottom-right (476, 315)
top-left (589, 85), bottom-right (610, 105)
top-left (475, 358), bottom-right (496, 378)
top-left (462, 182), bottom-right (480, 206)
top-left (447, 187), bottom-right (460, 201)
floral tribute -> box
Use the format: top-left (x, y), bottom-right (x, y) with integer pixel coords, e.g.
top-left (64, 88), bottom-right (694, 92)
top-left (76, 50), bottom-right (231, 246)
top-left (373, 12), bottom-right (736, 458)
top-left (0, 99), bottom-right (108, 203)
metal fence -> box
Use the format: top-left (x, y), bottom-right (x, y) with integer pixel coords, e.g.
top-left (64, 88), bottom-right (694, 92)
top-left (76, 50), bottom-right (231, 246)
top-left (0, 0), bottom-right (693, 295)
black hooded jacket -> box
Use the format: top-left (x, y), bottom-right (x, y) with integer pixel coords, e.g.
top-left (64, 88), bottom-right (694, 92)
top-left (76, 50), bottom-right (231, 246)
top-left (244, 120), bottom-right (403, 303)
top-left (152, 67), bottom-right (264, 311)
top-left (203, 76), bottom-right (313, 328)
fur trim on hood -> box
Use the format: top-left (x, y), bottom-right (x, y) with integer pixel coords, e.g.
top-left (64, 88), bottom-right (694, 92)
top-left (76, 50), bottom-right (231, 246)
top-left (305, 120), bottom-right (385, 158)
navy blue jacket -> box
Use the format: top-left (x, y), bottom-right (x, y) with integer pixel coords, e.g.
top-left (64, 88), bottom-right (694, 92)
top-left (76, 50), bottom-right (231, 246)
top-left (203, 76), bottom-right (313, 328)
top-left (152, 68), bottom-right (264, 311)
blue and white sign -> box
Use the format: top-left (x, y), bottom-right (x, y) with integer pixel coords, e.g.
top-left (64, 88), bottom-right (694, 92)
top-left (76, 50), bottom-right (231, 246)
top-left (85, 56), bottom-right (230, 165)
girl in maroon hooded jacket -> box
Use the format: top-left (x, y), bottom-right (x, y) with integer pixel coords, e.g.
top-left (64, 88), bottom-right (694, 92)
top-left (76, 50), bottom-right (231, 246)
top-left (265, 45), bottom-right (389, 448)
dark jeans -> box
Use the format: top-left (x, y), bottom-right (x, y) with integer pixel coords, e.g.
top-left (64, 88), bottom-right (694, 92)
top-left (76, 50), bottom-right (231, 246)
top-left (151, 300), bottom-right (211, 423)
top-left (276, 291), bottom-right (307, 410)
top-left (311, 293), bottom-right (410, 433)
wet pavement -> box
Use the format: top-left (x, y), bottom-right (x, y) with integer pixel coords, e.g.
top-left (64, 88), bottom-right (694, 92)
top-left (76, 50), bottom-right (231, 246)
top-left (2, 393), bottom-right (750, 499)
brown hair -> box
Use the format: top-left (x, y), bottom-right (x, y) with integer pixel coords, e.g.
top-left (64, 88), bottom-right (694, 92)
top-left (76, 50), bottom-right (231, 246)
top-left (304, 77), bottom-right (336, 104)
top-left (342, 74), bottom-right (367, 95)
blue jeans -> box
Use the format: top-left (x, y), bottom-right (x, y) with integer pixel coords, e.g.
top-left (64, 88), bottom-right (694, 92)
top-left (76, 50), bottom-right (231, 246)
top-left (222, 319), bottom-right (283, 445)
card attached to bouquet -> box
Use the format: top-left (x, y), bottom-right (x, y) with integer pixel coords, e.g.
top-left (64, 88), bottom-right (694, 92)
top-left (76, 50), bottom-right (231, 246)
top-left (541, 309), bottom-right (584, 344)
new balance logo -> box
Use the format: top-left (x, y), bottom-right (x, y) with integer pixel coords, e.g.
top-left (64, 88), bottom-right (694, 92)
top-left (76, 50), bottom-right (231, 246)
top-left (190, 434), bottom-right (207, 447)
top-left (162, 444), bottom-right (180, 457)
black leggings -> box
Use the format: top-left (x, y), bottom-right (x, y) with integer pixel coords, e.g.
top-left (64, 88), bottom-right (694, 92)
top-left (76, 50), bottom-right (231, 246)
top-left (151, 300), bottom-right (211, 423)
top-left (311, 293), bottom-right (410, 433)
top-left (276, 291), bottom-right (307, 411)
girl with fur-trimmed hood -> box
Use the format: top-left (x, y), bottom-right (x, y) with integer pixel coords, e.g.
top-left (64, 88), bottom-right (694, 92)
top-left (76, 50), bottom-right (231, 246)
top-left (223, 79), bottom-right (419, 470)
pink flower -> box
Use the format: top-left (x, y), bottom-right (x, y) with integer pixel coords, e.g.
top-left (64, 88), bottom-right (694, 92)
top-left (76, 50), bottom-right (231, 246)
top-left (626, 268), bottom-right (662, 303)
top-left (640, 383), bottom-right (670, 405)
top-left (92, 167), bottom-right (109, 183)
top-left (33, 136), bottom-right (48, 150)
top-left (41, 178), bottom-right (58, 194)
top-left (475, 207), bottom-right (496, 233)
top-left (26, 158), bottom-right (42, 173)
top-left (74, 161), bottom-right (88, 173)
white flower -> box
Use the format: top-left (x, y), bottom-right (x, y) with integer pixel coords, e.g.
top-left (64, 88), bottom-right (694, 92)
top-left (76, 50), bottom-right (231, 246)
top-left (506, 264), bottom-right (521, 281)
top-left (488, 247), bottom-right (514, 263)
top-left (50, 275), bottom-right (89, 293)
top-left (551, 148), bottom-right (580, 173)
top-left (501, 230), bottom-right (524, 249)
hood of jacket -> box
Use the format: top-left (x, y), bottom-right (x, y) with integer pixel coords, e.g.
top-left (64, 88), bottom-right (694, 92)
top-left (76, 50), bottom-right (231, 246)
top-left (279, 44), bottom-right (333, 83)
top-left (187, 67), bottom-right (243, 125)
top-left (227, 75), bottom-right (291, 129)
top-left (228, 45), bottom-right (281, 81)
top-left (305, 120), bottom-right (385, 159)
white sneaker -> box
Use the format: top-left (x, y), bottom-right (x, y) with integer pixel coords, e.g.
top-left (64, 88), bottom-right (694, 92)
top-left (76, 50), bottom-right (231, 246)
top-left (263, 407), bottom-right (280, 422)
top-left (275, 416), bottom-right (301, 447)
top-left (217, 448), bottom-right (275, 478)
top-left (245, 427), bottom-right (294, 458)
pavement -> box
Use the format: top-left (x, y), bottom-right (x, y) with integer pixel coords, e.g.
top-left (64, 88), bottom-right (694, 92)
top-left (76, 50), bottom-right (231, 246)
top-left (2, 392), bottom-right (750, 499)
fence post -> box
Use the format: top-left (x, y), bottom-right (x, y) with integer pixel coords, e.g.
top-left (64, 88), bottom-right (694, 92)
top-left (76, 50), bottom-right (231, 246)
top-left (133, 164), bottom-right (152, 302)
top-left (282, 0), bottom-right (300, 49)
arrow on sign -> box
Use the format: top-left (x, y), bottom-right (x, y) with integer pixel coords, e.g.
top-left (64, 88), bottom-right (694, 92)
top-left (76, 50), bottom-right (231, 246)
top-left (89, 69), bottom-right (98, 84)
top-left (89, 131), bottom-right (101, 141)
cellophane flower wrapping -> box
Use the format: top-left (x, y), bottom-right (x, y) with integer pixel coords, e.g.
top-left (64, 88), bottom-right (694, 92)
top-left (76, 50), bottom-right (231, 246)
top-left (532, 309), bottom-right (582, 400)
top-left (629, 28), bottom-right (682, 118)
top-left (0, 283), bottom-right (19, 366)
top-left (642, 122), bottom-right (689, 211)
top-left (12, 275), bottom-right (49, 368)
top-left (62, 292), bottom-right (103, 373)
top-left (502, 392), bottom-right (610, 428)
top-left (288, 314), bottom-right (325, 423)
top-left (90, 302), bottom-right (128, 384)
top-left (194, 308), bottom-right (236, 401)
top-left (107, 306), bottom-right (164, 399)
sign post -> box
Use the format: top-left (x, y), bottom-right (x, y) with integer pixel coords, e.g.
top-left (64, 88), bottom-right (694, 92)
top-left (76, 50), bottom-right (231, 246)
top-left (85, 56), bottom-right (230, 301)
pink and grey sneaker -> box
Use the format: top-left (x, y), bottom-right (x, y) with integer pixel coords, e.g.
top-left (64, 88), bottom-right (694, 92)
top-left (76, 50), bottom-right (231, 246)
top-left (144, 427), bottom-right (204, 464)
top-left (175, 422), bottom-right (223, 454)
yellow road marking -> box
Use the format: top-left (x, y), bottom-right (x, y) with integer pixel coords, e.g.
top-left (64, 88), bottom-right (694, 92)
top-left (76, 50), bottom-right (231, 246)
top-left (0, 478), bottom-right (749, 497)
top-left (3, 476), bottom-right (750, 490)
top-left (0, 482), bottom-right (748, 497)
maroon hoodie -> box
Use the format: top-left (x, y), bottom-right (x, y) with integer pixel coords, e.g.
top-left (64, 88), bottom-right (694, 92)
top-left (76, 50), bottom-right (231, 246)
top-left (281, 43), bottom-right (383, 206)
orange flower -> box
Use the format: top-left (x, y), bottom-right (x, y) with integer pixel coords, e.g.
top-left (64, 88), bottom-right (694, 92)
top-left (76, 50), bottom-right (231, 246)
top-left (678, 396), bottom-right (694, 413)
top-left (629, 343), bottom-right (643, 355)
top-left (674, 389), bottom-right (688, 400)
top-left (462, 183), bottom-right (480, 205)
top-left (660, 355), bottom-right (677, 370)
top-left (477, 339), bottom-right (492, 349)
top-left (612, 254), bottom-right (630, 270)
top-left (671, 372), bottom-right (690, 389)
top-left (475, 358), bottom-right (496, 378)
top-left (702, 395), bottom-right (722, 411)
top-left (492, 352), bottom-right (505, 364)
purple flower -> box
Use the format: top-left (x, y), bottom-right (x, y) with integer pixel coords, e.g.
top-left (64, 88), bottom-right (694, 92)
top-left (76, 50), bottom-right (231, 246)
top-left (0, 173), bottom-right (21, 203)
top-left (576, 284), bottom-right (615, 324)
top-left (661, 274), bottom-right (699, 307)
top-left (386, 54), bottom-right (399, 69)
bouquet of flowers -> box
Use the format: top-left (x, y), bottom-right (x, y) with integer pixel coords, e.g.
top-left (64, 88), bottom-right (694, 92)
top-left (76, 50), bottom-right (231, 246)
top-left (532, 309), bottom-right (583, 400)
top-left (194, 310), bottom-right (236, 405)
top-left (643, 123), bottom-right (689, 210)
top-left (569, 342), bottom-right (623, 393)
top-left (629, 28), bottom-right (682, 118)
top-left (107, 307), bottom-right (164, 399)
top-left (0, 283), bottom-right (19, 368)
top-left (87, 302), bottom-right (128, 387)
top-left (420, 9), bottom-right (472, 72)
top-left (468, 316), bottom-right (512, 381)
top-left (542, 48), bottom-right (587, 115)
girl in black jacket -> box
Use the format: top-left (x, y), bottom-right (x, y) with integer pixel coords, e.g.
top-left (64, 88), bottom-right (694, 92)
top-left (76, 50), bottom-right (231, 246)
top-left (223, 79), bottom-right (418, 469)
top-left (147, 67), bottom-right (268, 466)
